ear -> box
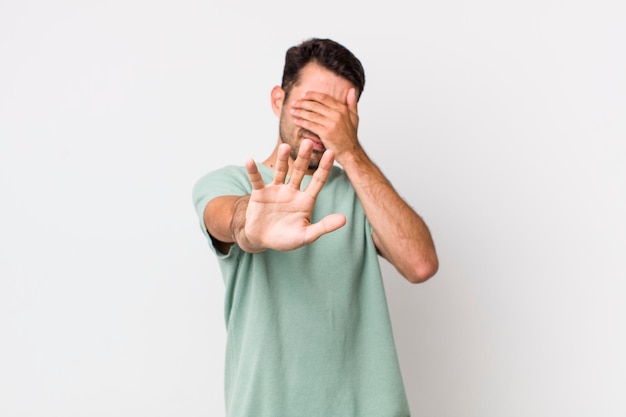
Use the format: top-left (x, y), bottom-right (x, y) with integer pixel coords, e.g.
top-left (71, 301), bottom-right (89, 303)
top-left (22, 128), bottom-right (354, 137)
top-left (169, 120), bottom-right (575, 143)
top-left (271, 86), bottom-right (285, 117)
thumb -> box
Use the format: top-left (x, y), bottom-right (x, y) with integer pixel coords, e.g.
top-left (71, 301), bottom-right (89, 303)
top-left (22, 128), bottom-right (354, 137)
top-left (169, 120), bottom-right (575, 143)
top-left (347, 88), bottom-right (358, 113)
top-left (304, 213), bottom-right (347, 243)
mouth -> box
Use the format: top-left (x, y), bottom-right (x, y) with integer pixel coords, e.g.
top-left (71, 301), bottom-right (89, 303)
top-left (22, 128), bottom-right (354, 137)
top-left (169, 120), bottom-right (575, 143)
top-left (300, 129), bottom-right (325, 152)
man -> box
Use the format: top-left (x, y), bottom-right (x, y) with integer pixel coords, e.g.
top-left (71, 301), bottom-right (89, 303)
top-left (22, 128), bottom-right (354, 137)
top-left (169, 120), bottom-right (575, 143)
top-left (193, 38), bottom-right (438, 417)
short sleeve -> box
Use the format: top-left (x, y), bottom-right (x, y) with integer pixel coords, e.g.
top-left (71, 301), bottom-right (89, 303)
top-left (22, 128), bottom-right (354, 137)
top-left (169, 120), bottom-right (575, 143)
top-left (191, 165), bottom-right (252, 245)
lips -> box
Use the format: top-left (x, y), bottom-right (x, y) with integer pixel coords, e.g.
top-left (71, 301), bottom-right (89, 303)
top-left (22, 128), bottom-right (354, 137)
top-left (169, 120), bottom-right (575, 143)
top-left (310, 139), bottom-right (325, 152)
top-left (300, 130), bottom-right (325, 152)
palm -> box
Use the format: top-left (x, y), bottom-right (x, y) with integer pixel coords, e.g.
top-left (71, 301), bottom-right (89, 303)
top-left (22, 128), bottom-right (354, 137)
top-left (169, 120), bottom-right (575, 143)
top-left (243, 140), bottom-right (345, 251)
top-left (246, 183), bottom-right (318, 250)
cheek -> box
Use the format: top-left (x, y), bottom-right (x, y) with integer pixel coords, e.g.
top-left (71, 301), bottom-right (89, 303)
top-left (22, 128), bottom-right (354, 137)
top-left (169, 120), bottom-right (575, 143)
top-left (278, 114), bottom-right (295, 142)
top-left (280, 111), bottom-right (299, 131)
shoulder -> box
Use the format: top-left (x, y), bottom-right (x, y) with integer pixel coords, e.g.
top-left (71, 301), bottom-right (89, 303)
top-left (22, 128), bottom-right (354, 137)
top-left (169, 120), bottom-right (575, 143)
top-left (194, 165), bottom-right (248, 189)
top-left (192, 165), bottom-right (250, 204)
top-left (324, 165), bottom-right (354, 192)
top-left (315, 165), bottom-right (358, 205)
top-left (328, 165), bottom-right (350, 183)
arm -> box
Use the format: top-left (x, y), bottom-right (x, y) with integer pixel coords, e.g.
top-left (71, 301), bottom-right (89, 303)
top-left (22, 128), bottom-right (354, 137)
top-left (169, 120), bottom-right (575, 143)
top-left (203, 140), bottom-right (346, 254)
top-left (290, 89), bottom-right (438, 283)
top-left (340, 149), bottom-right (438, 283)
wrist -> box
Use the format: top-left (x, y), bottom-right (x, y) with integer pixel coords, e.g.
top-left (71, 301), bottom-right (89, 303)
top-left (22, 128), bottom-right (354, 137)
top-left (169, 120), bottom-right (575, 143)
top-left (336, 145), bottom-right (369, 171)
top-left (231, 195), bottom-right (265, 253)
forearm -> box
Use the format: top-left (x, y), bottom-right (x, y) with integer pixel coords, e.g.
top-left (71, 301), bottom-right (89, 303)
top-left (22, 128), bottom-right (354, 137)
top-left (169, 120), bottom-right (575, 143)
top-left (203, 195), bottom-right (265, 254)
top-left (339, 149), bottom-right (438, 283)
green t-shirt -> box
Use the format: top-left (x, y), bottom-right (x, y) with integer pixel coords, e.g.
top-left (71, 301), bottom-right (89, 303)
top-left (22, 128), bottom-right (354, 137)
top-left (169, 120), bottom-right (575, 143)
top-left (193, 163), bottom-right (410, 417)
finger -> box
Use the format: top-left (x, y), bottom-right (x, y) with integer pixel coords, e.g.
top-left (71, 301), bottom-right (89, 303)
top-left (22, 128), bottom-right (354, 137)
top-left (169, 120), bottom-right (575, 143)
top-left (288, 139), bottom-right (313, 190)
top-left (273, 143), bottom-right (291, 184)
top-left (304, 149), bottom-right (335, 198)
top-left (291, 105), bottom-right (325, 127)
top-left (347, 88), bottom-right (358, 114)
top-left (292, 117), bottom-right (323, 140)
top-left (298, 91), bottom-right (338, 108)
top-left (304, 213), bottom-right (347, 243)
top-left (292, 93), bottom-right (334, 117)
top-left (245, 158), bottom-right (265, 190)
top-left (292, 98), bottom-right (326, 115)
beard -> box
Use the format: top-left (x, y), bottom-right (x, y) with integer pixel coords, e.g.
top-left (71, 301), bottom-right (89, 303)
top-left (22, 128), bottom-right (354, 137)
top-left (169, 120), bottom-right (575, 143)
top-left (278, 113), bottom-right (323, 171)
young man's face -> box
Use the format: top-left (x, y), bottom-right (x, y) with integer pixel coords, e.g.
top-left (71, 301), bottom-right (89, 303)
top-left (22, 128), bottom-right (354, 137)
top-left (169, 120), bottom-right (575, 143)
top-left (277, 62), bottom-right (355, 171)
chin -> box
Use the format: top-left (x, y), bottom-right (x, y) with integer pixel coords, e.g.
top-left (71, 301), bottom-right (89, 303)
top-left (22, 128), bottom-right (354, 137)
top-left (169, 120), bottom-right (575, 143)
top-left (307, 158), bottom-right (322, 171)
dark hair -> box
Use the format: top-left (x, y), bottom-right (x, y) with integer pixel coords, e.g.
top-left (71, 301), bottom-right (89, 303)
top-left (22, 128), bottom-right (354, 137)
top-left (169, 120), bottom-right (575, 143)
top-left (281, 38), bottom-right (365, 101)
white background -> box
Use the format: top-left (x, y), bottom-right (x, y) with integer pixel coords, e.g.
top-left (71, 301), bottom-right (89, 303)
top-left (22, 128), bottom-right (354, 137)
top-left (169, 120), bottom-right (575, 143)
top-left (1, 1), bottom-right (624, 416)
